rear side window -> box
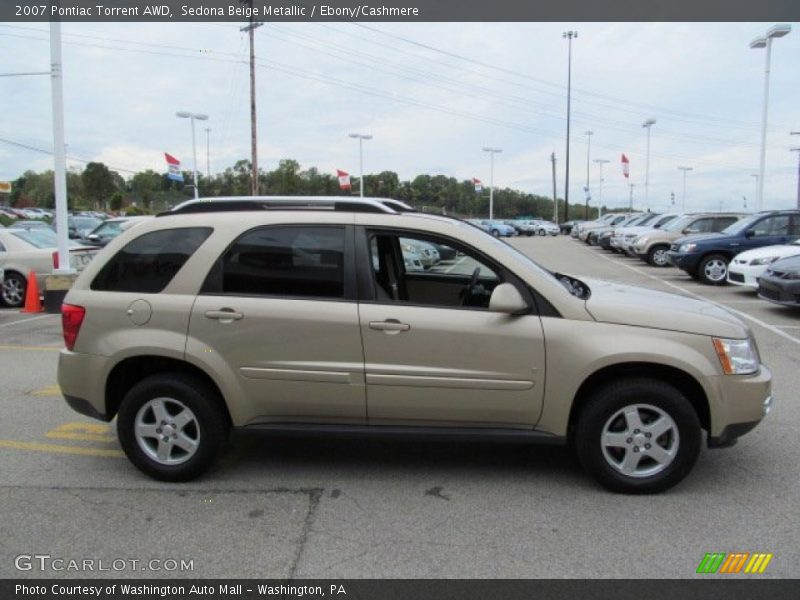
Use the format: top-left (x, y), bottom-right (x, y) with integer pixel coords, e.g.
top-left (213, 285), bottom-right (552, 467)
top-left (215, 226), bottom-right (345, 299)
top-left (91, 227), bottom-right (212, 293)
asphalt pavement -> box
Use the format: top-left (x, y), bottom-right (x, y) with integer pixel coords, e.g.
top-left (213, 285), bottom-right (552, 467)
top-left (0, 235), bottom-right (798, 579)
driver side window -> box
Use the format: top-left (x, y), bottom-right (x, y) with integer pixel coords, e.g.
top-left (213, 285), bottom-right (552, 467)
top-left (368, 231), bottom-right (499, 309)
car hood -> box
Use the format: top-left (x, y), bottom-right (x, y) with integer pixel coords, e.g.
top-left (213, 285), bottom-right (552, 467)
top-left (582, 277), bottom-right (748, 338)
top-left (672, 232), bottom-right (725, 245)
top-left (616, 225), bottom-right (657, 236)
top-left (733, 244), bottom-right (800, 262)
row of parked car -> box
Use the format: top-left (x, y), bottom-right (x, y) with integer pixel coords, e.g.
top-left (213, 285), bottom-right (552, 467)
top-left (573, 209), bottom-right (800, 307)
top-left (0, 215), bottom-right (153, 308)
top-left (467, 219), bottom-right (561, 237)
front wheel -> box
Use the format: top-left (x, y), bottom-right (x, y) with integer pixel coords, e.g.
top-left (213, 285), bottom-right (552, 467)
top-left (698, 254), bottom-right (729, 285)
top-left (538, 229), bottom-right (546, 236)
top-left (647, 245), bottom-right (670, 267)
top-left (117, 373), bottom-right (229, 482)
top-left (491, 229), bottom-right (500, 238)
top-left (574, 378), bottom-right (701, 494)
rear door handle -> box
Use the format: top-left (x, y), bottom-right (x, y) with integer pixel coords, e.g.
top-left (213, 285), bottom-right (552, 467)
top-left (369, 319), bottom-right (411, 333)
top-left (205, 309), bottom-right (244, 322)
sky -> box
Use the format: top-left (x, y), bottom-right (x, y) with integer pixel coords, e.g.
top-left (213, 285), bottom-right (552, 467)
top-left (0, 21), bottom-right (798, 213)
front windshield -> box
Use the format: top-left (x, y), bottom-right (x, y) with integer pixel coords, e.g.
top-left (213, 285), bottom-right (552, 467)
top-left (720, 215), bottom-right (756, 236)
top-left (72, 217), bottom-right (102, 229)
top-left (91, 221), bottom-right (125, 236)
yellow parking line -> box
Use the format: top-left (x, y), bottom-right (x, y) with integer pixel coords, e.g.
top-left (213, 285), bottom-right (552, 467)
top-left (50, 422), bottom-right (110, 434)
top-left (0, 439), bottom-right (124, 458)
top-left (31, 384), bottom-right (61, 397)
top-left (0, 344), bottom-right (61, 352)
top-left (45, 432), bottom-right (116, 443)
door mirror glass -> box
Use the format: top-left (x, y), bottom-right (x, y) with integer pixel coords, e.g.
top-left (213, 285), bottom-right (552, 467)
top-left (683, 228), bottom-right (698, 234)
top-left (489, 283), bottom-right (528, 314)
top-left (744, 229), bottom-right (755, 239)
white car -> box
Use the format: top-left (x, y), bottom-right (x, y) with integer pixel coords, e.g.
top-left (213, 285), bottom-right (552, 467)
top-left (531, 220), bottom-right (560, 236)
top-left (610, 213), bottom-right (679, 252)
top-left (727, 240), bottom-right (800, 289)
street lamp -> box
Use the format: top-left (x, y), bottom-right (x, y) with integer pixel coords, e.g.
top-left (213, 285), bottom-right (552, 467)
top-left (642, 118), bottom-right (656, 205)
top-left (792, 131), bottom-right (800, 209)
top-left (584, 130), bottom-right (593, 218)
top-left (563, 30), bottom-right (577, 221)
top-left (176, 111), bottom-right (209, 199)
top-left (348, 133), bottom-right (372, 197)
top-left (483, 147), bottom-right (502, 219)
top-left (750, 24), bottom-right (792, 211)
top-left (204, 128), bottom-right (211, 179)
top-left (677, 166), bottom-right (693, 211)
top-left (593, 158), bottom-right (609, 218)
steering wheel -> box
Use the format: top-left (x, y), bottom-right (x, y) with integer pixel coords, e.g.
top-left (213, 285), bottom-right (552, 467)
top-left (460, 267), bottom-right (482, 306)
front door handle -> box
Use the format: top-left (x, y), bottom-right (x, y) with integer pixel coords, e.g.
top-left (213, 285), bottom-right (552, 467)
top-left (369, 319), bottom-right (411, 333)
top-left (205, 309), bottom-right (244, 322)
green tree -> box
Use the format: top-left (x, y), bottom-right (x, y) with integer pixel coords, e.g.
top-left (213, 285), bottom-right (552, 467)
top-left (81, 162), bottom-right (118, 210)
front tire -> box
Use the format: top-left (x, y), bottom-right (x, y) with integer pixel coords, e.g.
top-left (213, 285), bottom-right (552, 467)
top-left (647, 245), bottom-right (670, 267)
top-left (538, 229), bottom-right (546, 236)
top-left (698, 254), bottom-right (729, 285)
top-left (574, 378), bottom-right (701, 494)
top-left (117, 373), bottom-right (229, 482)
top-left (491, 229), bottom-right (500, 238)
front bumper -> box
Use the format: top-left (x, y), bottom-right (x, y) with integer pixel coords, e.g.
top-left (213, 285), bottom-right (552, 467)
top-left (757, 275), bottom-right (800, 307)
top-left (665, 250), bottom-right (701, 273)
top-left (727, 263), bottom-right (763, 289)
top-left (707, 364), bottom-right (772, 448)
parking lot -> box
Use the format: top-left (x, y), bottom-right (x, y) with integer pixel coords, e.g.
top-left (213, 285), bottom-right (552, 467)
top-left (1, 234), bottom-right (798, 579)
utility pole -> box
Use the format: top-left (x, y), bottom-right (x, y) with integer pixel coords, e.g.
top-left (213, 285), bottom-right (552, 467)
top-left (205, 128), bottom-right (211, 179)
top-left (642, 118), bottom-right (656, 204)
top-left (584, 130), bottom-right (593, 219)
top-left (50, 18), bottom-right (72, 275)
top-left (677, 166), bottom-right (693, 211)
top-left (551, 152), bottom-right (558, 223)
top-left (792, 131), bottom-right (800, 209)
top-left (629, 183), bottom-right (635, 212)
top-left (562, 31), bottom-right (577, 222)
top-left (240, 0), bottom-right (263, 196)
top-left (482, 147), bottom-right (502, 219)
top-left (349, 133), bottom-right (373, 197)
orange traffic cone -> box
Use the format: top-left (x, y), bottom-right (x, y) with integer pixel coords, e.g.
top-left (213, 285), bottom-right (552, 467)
top-left (21, 271), bottom-right (43, 313)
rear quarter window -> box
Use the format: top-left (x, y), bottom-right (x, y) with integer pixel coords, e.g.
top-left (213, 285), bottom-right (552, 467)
top-left (91, 227), bottom-right (212, 293)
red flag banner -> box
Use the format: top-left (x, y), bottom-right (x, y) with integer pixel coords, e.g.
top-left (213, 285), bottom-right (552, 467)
top-left (472, 178), bottom-right (483, 193)
top-left (337, 169), bottom-right (351, 190)
top-left (621, 154), bottom-right (630, 179)
top-left (165, 152), bottom-right (183, 182)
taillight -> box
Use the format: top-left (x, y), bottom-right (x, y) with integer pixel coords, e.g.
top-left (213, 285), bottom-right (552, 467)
top-left (62, 304), bottom-right (85, 351)
top-left (52, 251), bottom-right (59, 269)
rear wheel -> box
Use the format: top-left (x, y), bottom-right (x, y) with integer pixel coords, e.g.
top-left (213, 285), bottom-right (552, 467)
top-left (647, 245), bottom-right (670, 267)
top-left (1, 272), bottom-right (26, 308)
top-left (698, 254), bottom-right (729, 285)
top-left (117, 373), bottom-right (229, 481)
top-left (538, 229), bottom-right (546, 236)
top-left (574, 378), bottom-right (701, 494)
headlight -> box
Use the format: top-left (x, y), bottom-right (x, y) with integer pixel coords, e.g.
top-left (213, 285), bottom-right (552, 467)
top-left (679, 243), bottom-right (697, 253)
top-left (750, 256), bottom-right (779, 266)
top-left (635, 236), bottom-right (647, 245)
top-left (712, 337), bottom-right (759, 375)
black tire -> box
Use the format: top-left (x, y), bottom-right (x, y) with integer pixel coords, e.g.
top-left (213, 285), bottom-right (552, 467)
top-left (1, 271), bottom-right (26, 308)
top-left (117, 373), bottom-right (229, 482)
top-left (698, 254), bottom-right (730, 285)
top-left (538, 229), bottom-right (546, 236)
top-left (647, 245), bottom-right (670, 267)
top-left (526, 231), bottom-right (533, 237)
top-left (491, 229), bottom-right (500, 238)
top-left (574, 378), bottom-right (701, 494)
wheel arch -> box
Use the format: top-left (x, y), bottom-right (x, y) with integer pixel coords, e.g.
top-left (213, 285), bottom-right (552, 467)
top-left (105, 355), bottom-right (232, 426)
top-left (567, 362), bottom-right (710, 442)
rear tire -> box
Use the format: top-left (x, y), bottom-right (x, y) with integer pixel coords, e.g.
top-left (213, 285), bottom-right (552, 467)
top-left (1, 272), bottom-right (26, 308)
top-left (117, 373), bottom-right (229, 482)
top-left (574, 378), bottom-right (701, 494)
top-left (538, 229), bottom-right (546, 236)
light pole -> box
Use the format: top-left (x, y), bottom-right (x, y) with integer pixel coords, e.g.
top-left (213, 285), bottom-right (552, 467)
top-left (563, 30), bottom-right (577, 222)
top-left (750, 24), bottom-right (792, 211)
top-left (792, 131), bottom-right (800, 209)
top-left (677, 166), bottom-right (693, 211)
top-left (349, 133), bottom-right (372, 198)
top-left (642, 118), bottom-right (656, 205)
top-left (50, 21), bottom-right (72, 275)
top-left (204, 128), bottom-right (211, 179)
top-left (584, 130), bottom-right (593, 218)
top-left (593, 158), bottom-right (609, 218)
top-left (176, 111), bottom-right (209, 199)
top-left (750, 173), bottom-right (759, 208)
top-left (628, 183), bottom-right (635, 212)
top-left (483, 147), bottom-right (502, 220)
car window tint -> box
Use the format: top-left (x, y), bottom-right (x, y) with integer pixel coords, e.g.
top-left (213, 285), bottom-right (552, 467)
top-left (689, 218), bottom-right (715, 233)
top-left (753, 216), bottom-right (789, 237)
top-left (715, 217), bottom-right (738, 231)
top-left (220, 226), bottom-right (345, 298)
top-left (789, 218), bottom-right (800, 236)
top-left (91, 227), bottom-right (212, 293)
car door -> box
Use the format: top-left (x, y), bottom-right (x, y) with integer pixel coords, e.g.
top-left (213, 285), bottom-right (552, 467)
top-left (356, 226), bottom-right (546, 428)
top-left (187, 225), bottom-right (366, 424)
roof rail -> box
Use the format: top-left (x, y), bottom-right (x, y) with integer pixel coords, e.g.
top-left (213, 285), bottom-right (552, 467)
top-left (159, 196), bottom-right (403, 216)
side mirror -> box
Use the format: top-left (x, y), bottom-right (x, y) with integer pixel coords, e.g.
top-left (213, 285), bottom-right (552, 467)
top-left (683, 228), bottom-right (698, 234)
top-left (489, 283), bottom-right (528, 315)
top-left (744, 230), bottom-right (755, 239)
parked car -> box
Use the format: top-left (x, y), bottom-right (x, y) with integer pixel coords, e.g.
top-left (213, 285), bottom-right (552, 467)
top-left (561, 220), bottom-right (584, 235)
top-left (630, 213), bottom-right (746, 266)
top-left (0, 207), bottom-right (19, 220)
top-left (578, 214), bottom-right (629, 243)
top-left (479, 220), bottom-right (516, 238)
top-left (400, 238), bottom-right (440, 268)
top-left (82, 216), bottom-right (153, 247)
top-left (66, 215), bottom-right (103, 240)
top-left (666, 210), bottom-right (800, 285)
top-left (58, 195), bottom-right (772, 494)
top-left (0, 228), bottom-right (98, 307)
top-left (14, 220), bottom-right (52, 231)
top-left (589, 214), bottom-right (643, 247)
top-left (610, 213), bottom-right (678, 253)
top-left (531, 220), bottom-right (560, 236)
top-left (757, 255), bottom-right (800, 307)
top-left (728, 240), bottom-right (800, 289)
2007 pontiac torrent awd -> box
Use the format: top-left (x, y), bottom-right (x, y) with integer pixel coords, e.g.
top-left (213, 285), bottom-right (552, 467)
top-left (58, 196), bottom-right (773, 493)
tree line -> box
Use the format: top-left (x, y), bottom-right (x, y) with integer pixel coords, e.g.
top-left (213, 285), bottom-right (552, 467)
top-left (3, 158), bottom-right (604, 221)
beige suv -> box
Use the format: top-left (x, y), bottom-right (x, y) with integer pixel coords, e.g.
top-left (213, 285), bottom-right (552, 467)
top-left (630, 213), bottom-right (746, 266)
top-left (57, 197), bottom-right (773, 493)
